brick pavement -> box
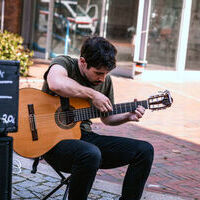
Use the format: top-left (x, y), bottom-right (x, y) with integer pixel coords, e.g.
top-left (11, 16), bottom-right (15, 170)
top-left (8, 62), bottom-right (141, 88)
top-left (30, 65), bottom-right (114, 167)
top-left (92, 123), bottom-right (200, 199)
top-left (17, 61), bottom-right (200, 200)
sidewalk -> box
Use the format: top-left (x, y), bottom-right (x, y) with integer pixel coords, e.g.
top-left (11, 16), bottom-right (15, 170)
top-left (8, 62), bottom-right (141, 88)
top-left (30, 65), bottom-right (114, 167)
top-left (12, 153), bottom-right (188, 200)
top-left (15, 60), bottom-right (200, 200)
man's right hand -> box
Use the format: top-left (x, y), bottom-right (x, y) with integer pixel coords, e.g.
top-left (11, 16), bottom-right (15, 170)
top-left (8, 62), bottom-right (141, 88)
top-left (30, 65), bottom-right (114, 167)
top-left (92, 91), bottom-right (113, 113)
top-left (47, 65), bottom-right (113, 113)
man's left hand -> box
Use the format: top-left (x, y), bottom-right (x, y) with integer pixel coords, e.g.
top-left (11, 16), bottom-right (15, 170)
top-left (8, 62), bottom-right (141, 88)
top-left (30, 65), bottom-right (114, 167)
top-left (127, 105), bottom-right (145, 122)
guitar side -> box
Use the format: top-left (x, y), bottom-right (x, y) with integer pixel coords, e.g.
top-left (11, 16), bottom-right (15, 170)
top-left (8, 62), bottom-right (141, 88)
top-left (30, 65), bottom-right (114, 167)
top-left (8, 88), bottom-right (90, 158)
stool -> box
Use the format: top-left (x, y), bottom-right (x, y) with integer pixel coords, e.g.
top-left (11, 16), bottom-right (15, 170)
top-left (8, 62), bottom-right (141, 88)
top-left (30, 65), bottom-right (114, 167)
top-left (32, 157), bottom-right (71, 200)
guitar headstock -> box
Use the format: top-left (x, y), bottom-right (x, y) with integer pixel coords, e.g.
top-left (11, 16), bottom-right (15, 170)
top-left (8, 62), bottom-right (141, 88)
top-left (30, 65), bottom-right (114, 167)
top-left (148, 90), bottom-right (173, 111)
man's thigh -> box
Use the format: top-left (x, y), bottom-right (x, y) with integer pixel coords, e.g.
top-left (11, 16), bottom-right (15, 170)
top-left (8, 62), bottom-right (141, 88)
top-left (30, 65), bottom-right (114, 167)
top-left (81, 132), bottom-right (149, 169)
top-left (43, 139), bottom-right (98, 172)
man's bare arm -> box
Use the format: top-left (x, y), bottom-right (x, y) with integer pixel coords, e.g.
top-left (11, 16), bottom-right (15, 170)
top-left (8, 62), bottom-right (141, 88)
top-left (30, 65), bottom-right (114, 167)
top-left (47, 64), bottom-right (94, 98)
top-left (101, 105), bottom-right (145, 125)
top-left (47, 64), bottom-right (112, 112)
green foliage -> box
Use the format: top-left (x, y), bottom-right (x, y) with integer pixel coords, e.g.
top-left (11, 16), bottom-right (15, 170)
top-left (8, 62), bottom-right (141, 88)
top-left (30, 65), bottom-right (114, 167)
top-left (0, 31), bottom-right (34, 77)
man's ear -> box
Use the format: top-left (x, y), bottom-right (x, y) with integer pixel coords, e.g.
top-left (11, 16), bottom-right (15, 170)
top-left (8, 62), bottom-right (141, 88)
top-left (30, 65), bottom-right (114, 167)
top-left (80, 57), bottom-right (88, 70)
top-left (80, 57), bottom-right (86, 66)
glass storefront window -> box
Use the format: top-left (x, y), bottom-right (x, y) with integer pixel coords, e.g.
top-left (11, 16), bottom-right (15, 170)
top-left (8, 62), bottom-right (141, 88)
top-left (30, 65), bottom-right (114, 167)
top-left (51, 0), bottom-right (78, 57)
top-left (31, 0), bottom-right (200, 72)
top-left (33, 0), bottom-right (103, 58)
top-left (186, 0), bottom-right (200, 70)
top-left (51, 0), bottom-right (102, 58)
top-left (32, 0), bottom-right (49, 57)
top-left (106, 0), bottom-right (139, 66)
top-left (33, 0), bottom-right (139, 65)
top-left (147, 0), bottom-right (182, 70)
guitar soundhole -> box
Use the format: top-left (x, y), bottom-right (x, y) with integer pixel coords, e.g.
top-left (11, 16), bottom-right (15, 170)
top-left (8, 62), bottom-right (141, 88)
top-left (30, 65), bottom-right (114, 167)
top-left (55, 106), bottom-right (76, 129)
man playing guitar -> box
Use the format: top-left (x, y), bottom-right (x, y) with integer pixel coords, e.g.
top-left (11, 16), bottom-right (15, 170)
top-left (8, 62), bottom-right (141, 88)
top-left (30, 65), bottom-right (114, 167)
top-left (41, 36), bottom-right (154, 200)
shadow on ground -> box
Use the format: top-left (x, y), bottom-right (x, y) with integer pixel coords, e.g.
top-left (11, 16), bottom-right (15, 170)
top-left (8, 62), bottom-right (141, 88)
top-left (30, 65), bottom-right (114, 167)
top-left (90, 122), bottom-right (200, 199)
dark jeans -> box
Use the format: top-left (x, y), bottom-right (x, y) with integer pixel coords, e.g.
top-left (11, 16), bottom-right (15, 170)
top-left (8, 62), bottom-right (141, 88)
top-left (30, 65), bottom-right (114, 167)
top-left (43, 130), bottom-right (154, 200)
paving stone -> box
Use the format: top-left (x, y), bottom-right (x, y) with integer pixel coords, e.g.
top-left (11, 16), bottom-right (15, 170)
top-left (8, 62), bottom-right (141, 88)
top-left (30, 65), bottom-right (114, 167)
top-left (101, 191), bottom-right (117, 198)
top-left (43, 181), bottom-right (58, 187)
top-left (11, 193), bottom-right (20, 199)
top-left (30, 184), bottom-right (51, 193)
top-left (27, 175), bottom-right (47, 183)
top-left (12, 175), bottom-right (26, 183)
top-left (43, 175), bottom-right (60, 182)
top-left (30, 191), bottom-right (44, 199)
top-left (90, 188), bottom-right (103, 195)
top-left (14, 180), bottom-right (38, 188)
top-left (14, 189), bottom-right (35, 198)
top-left (99, 196), bottom-right (117, 200)
top-left (24, 199), bottom-right (39, 200)
top-left (88, 192), bottom-right (101, 199)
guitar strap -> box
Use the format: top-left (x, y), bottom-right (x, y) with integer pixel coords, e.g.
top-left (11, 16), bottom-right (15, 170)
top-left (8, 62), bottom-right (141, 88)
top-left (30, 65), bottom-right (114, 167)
top-left (60, 97), bottom-right (70, 111)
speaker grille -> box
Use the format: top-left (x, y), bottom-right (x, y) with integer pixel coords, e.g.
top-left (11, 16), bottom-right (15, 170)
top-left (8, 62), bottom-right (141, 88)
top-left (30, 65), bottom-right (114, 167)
top-left (0, 136), bottom-right (13, 200)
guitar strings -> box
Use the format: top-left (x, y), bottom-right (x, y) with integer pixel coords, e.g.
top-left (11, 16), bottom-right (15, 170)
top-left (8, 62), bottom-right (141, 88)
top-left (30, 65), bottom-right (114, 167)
top-left (26, 103), bottom-right (138, 120)
top-left (28, 103), bottom-right (165, 122)
top-left (28, 107), bottom-right (166, 127)
top-left (31, 102), bottom-right (137, 117)
top-left (26, 101), bottom-right (151, 121)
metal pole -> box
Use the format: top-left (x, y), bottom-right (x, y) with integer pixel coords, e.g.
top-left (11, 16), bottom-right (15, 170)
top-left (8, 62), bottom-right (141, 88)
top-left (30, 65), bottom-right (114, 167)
top-left (134, 0), bottom-right (151, 62)
top-left (64, 20), bottom-right (70, 55)
top-left (175, 0), bottom-right (192, 79)
top-left (103, 0), bottom-right (109, 38)
top-left (45, 0), bottom-right (55, 60)
top-left (134, 0), bottom-right (144, 62)
top-left (1, 0), bottom-right (5, 32)
top-left (140, 0), bottom-right (151, 62)
top-left (100, 0), bottom-right (106, 37)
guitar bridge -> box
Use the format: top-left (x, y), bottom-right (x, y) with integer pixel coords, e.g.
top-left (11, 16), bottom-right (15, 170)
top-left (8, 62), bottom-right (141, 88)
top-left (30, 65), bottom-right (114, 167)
top-left (28, 104), bottom-right (38, 141)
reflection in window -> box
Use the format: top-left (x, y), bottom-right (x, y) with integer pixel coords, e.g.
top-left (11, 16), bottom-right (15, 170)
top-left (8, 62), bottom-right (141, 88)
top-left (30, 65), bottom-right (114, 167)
top-left (106, 0), bottom-right (139, 65)
top-left (50, 0), bottom-right (102, 57)
top-left (147, 0), bottom-right (182, 70)
top-left (32, 0), bottom-right (49, 57)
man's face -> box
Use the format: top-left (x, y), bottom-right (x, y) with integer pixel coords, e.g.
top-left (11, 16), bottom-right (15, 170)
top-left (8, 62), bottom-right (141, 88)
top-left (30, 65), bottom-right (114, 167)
top-left (83, 66), bottom-right (109, 86)
top-left (79, 57), bottom-right (110, 86)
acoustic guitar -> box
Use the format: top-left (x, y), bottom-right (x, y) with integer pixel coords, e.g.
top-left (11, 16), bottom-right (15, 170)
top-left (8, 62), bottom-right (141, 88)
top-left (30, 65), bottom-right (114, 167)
top-left (9, 88), bottom-right (173, 158)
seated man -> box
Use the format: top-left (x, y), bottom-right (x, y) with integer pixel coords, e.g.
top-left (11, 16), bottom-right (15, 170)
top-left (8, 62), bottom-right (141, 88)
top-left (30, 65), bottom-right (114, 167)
top-left (42, 36), bottom-right (154, 200)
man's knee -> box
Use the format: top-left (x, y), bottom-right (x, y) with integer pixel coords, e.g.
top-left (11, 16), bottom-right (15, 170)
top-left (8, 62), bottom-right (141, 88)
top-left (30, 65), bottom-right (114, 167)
top-left (142, 141), bottom-right (154, 163)
top-left (80, 145), bottom-right (102, 169)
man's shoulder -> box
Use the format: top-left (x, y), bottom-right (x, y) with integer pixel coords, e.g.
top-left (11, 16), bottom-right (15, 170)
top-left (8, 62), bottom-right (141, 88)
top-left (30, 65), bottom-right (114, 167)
top-left (52, 55), bottom-right (77, 64)
top-left (50, 55), bottom-right (78, 73)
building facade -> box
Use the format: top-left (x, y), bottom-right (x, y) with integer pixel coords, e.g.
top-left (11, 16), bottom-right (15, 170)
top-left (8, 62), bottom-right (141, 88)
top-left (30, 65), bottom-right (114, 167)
top-left (0, 0), bottom-right (200, 80)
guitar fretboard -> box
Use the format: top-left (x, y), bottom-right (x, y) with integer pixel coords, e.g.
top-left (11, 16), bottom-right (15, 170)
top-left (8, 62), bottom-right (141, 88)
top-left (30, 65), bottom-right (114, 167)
top-left (73, 100), bottom-right (148, 122)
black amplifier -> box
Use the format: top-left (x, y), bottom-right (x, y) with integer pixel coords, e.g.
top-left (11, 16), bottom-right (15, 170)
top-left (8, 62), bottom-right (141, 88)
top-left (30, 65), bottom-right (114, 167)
top-left (0, 60), bottom-right (20, 133)
top-left (0, 60), bottom-right (20, 200)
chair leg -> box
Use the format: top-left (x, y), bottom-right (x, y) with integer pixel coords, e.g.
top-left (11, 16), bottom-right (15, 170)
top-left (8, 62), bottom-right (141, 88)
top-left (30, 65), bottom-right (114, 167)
top-left (42, 182), bottom-right (65, 200)
top-left (63, 181), bottom-right (70, 200)
top-left (42, 173), bottom-right (71, 200)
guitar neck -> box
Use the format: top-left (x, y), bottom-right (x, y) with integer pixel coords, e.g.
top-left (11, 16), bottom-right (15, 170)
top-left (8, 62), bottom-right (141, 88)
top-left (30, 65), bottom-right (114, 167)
top-left (74, 100), bottom-right (149, 122)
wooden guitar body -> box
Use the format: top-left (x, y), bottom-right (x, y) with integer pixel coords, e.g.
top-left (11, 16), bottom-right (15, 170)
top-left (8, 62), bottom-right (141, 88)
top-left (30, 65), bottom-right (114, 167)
top-left (8, 88), bottom-right (90, 158)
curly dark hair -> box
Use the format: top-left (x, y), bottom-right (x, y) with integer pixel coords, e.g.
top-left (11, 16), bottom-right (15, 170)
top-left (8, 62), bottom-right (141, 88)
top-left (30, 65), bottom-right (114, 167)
top-left (80, 36), bottom-right (117, 71)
